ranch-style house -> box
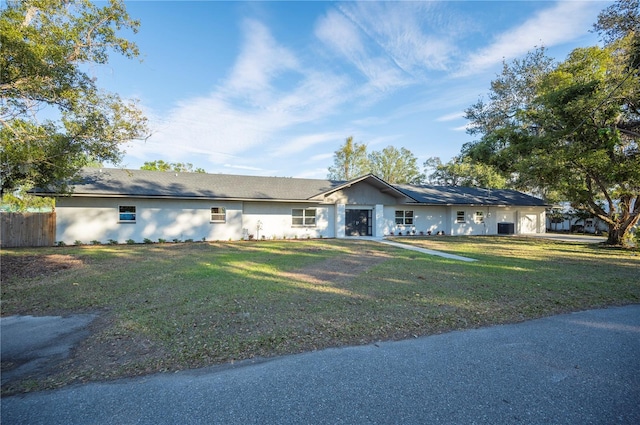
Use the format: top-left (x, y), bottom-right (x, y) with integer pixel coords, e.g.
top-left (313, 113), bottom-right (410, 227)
top-left (34, 168), bottom-right (548, 244)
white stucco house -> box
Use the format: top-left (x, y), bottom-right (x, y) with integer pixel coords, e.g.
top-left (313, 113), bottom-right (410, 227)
top-left (34, 168), bottom-right (548, 244)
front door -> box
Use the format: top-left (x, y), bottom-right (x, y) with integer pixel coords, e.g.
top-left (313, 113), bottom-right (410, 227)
top-left (345, 209), bottom-right (372, 236)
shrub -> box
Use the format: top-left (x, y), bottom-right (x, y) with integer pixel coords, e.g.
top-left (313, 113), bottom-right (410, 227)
top-left (55, 241), bottom-right (66, 247)
top-left (126, 239), bottom-right (136, 245)
top-left (143, 238), bottom-right (153, 244)
top-left (184, 238), bottom-right (194, 243)
top-left (172, 238), bottom-right (181, 243)
top-left (158, 238), bottom-right (166, 244)
top-left (90, 240), bottom-right (101, 245)
top-left (107, 239), bottom-right (118, 245)
top-left (74, 240), bottom-right (83, 246)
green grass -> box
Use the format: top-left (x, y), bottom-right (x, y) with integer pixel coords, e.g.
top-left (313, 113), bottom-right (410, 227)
top-left (1, 237), bottom-right (639, 393)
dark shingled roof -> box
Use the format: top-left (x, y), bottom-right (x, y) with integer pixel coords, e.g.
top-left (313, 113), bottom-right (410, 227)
top-left (50, 168), bottom-right (342, 201)
top-left (394, 184), bottom-right (547, 206)
top-left (35, 168), bottom-right (547, 207)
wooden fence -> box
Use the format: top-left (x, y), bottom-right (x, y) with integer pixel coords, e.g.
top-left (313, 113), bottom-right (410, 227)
top-left (0, 212), bottom-right (56, 248)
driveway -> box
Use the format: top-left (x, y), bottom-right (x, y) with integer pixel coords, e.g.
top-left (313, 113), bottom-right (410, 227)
top-left (525, 233), bottom-right (607, 244)
top-left (2, 305), bottom-right (639, 424)
top-left (1, 314), bottom-right (97, 385)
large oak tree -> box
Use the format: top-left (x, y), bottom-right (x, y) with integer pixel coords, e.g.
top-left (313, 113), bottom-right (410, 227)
top-left (0, 0), bottom-right (148, 195)
top-left (464, 40), bottom-right (639, 245)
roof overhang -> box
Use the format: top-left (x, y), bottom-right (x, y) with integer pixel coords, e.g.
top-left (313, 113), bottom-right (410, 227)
top-left (310, 174), bottom-right (417, 201)
top-left (47, 193), bottom-right (328, 203)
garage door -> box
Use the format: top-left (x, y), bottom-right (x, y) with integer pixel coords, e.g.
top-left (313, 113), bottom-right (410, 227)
top-left (521, 214), bottom-right (538, 234)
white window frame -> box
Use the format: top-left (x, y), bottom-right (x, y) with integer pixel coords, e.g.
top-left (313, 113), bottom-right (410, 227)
top-left (292, 208), bottom-right (316, 227)
top-left (118, 205), bottom-right (136, 223)
top-left (474, 211), bottom-right (485, 224)
top-left (395, 210), bottom-right (414, 226)
top-left (456, 211), bottom-right (466, 224)
top-left (210, 207), bottom-right (226, 223)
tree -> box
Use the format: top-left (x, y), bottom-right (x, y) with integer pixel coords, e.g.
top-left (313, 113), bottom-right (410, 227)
top-left (464, 43), bottom-right (640, 246)
top-left (1, 189), bottom-right (54, 211)
top-left (594, 0), bottom-right (639, 61)
top-left (0, 0), bottom-right (148, 195)
top-left (141, 160), bottom-right (205, 173)
top-left (424, 156), bottom-right (507, 188)
top-left (327, 136), bottom-right (370, 180)
top-left (368, 146), bottom-right (424, 184)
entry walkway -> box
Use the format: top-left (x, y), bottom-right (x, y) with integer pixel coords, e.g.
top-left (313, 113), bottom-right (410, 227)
top-left (352, 237), bottom-right (477, 262)
top-left (378, 239), bottom-right (477, 262)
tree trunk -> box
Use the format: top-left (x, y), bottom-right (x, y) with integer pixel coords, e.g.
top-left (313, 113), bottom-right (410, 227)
top-left (606, 225), bottom-right (624, 245)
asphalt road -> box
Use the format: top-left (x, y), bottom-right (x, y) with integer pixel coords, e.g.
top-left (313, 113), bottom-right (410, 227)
top-left (1, 314), bottom-right (97, 386)
top-left (2, 305), bottom-right (639, 425)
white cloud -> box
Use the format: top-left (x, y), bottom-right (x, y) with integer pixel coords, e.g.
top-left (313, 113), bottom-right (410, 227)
top-left (436, 112), bottom-right (465, 122)
top-left (315, 9), bottom-right (410, 92)
top-left (293, 167), bottom-right (332, 179)
top-left (452, 124), bottom-right (470, 132)
top-left (125, 18), bottom-right (356, 170)
top-left (223, 164), bottom-right (267, 172)
top-left (458, 1), bottom-right (603, 76)
top-left (270, 131), bottom-right (346, 157)
top-left (225, 19), bottom-right (299, 96)
top-left (309, 152), bottom-right (334, 162)
top-left (338, 1), bottom-right (455, 73)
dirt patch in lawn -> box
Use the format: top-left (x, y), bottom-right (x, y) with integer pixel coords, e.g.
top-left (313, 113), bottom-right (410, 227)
top-left (1, 254), bottom-right (84, 282)
top-left (281, 248), bottom-right (391, 285)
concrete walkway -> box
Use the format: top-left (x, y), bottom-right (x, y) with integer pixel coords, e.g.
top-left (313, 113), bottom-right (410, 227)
top-left (378, 239), bottom-right (478, 262)
top-left (3, 305), bottom-right (639, 424)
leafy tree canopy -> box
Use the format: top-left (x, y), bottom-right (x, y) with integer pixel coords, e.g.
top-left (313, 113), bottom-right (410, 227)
top-left (141, 160), bottom-right (205, 173)
top-left (1, 189), bottom-right (54, 211)
top-left (593, 0), bottom-right (640, 71)
top-left (368, 146), bottom-right (424, 184)
top-left (327, 136), bottom-right (369, 180)
top-left (463, 37), bottom-right (639, 245)
top-left (327, 138), bottom-right (424, 184)
top-left (424, 156), bottom-right (507, 188)
top-left (0, 0), bottom-right (149, 195)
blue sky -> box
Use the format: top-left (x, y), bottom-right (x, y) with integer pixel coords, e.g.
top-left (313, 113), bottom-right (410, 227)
top-left (96, 1), bottom-right (609, 179)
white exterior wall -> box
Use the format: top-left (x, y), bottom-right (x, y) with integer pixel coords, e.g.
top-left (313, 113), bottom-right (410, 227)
top-left (375, 204), bottom-right (385, 238)
top-left (336, 204), bottom-right (346, 238)
top-left (449, 207), bottom-right (494, 236)
top-left (55, 194), bottom-right (545, 244)
top-left (382, 206), bottom-right (448, 236)
top-left (55, 197), bottom-right (244, 244)
top-left (447, 206), bottom-right (546, 235)
top-left (56, 198), bottom-right (337, 244)
top-left (242, 202), bottom-right (334, 239)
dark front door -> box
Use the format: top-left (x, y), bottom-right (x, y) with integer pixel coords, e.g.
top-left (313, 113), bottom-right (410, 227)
top-left (345, 209), bottom-right (373, 236)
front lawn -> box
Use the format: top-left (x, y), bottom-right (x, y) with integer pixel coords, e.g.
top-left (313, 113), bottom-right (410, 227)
top-left (1, 237), bottom-right (638, 393)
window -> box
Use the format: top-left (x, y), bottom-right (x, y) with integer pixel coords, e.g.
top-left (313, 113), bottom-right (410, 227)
top-left (395, 210), bottom-right (414, 225)
top-left (211, 207), bottom-right (226, 222)
top-left (456, 211), bottom-right (466, 223)
top-left (292, 208), bottom-right (316, 227)
top-left (474, 211), bottom-right (484, 224)
top-left (119, 206), bottom-right (136, 222)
